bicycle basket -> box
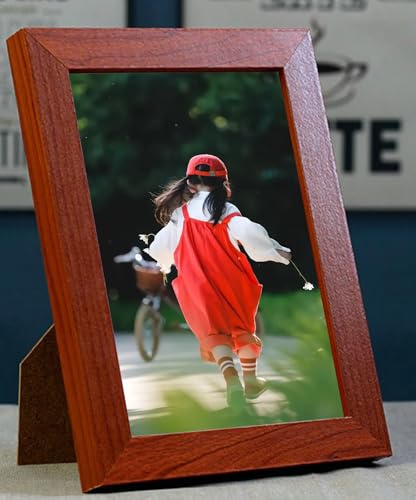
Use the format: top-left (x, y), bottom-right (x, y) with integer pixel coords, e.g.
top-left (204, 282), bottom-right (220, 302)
top-left (134, 265), bottom-right (164, 294)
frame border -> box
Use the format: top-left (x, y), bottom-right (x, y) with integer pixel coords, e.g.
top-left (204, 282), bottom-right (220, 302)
top-left (7, 28), bottom-right (391, 492)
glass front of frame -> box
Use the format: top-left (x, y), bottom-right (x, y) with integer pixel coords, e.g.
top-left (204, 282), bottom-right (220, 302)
top-left (71, 71), bottom-right (343, 436)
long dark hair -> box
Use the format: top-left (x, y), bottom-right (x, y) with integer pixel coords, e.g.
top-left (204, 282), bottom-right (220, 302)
top-left (153, 164), bottom-right (231, 226)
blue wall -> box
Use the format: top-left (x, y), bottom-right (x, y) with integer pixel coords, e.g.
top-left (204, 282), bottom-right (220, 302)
top-left (1, 1), bottom-right (413, 403)
top-left (0, 212), bottom-right (51, 403)
top-left (129, 0), bottom-right (181, 28)
top-left (347, 212), bottom-right (416, 400)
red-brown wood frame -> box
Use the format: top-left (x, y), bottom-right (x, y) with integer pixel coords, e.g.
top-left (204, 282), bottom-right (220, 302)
top-left (7, 28), bottom-right (391, 492)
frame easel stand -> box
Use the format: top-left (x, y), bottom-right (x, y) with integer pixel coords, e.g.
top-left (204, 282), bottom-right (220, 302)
top-left (18, 325), bottom-right (76, 465)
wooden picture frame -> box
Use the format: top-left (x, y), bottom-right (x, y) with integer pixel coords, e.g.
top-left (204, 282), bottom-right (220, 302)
top-left (7, 28), bottom-right (391, 493)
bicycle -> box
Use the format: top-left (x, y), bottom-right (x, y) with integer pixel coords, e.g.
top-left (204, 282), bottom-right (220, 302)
top-left (114, 247), bottom-right (172, 361)
top-left (114, 246), bottom-right (265, 362)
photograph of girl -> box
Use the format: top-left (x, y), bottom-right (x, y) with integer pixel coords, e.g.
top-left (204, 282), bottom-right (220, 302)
top-left (70, 70), bottom-right (343, 437)
top-left (145, 153), bottom-right (292, 411)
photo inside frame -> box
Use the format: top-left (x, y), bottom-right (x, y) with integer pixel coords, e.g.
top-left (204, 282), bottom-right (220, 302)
top-left (70, 71), bottom-right (343, 436)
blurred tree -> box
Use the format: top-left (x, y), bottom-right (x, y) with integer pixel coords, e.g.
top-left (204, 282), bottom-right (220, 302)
top-left (71, 72), bottom-right (316, 296)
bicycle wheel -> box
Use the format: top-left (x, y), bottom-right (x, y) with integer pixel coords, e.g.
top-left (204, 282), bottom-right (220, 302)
top-left (134, 303), bottom-right (162, 362)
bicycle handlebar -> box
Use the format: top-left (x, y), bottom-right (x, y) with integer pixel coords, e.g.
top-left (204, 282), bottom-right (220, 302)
top-left (113, 246), bottom-right (142, 264)
top-left (114, 246), bottom-right (160, 270)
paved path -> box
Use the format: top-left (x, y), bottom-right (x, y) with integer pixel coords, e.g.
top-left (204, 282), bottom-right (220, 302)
top-left (115, 331), bottom-right (299, 434)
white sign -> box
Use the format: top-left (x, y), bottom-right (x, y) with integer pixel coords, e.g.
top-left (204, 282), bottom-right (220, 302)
top-left (184, 0), bottom-right (414, 209)
top-left (0, 0), bottom-right (126, 209)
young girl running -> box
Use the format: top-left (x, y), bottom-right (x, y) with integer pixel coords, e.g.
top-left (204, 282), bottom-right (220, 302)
top-left (145, 154), bottom-right (291, 409)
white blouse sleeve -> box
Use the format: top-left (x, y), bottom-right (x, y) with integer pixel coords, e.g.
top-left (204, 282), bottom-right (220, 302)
top-left (143, 209), bottom-right (180, 274)
top-left (228, 216), bottom-right (291, 265)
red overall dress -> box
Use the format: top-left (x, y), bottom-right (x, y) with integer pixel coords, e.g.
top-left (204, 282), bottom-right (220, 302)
top-left (172, 204), bottom-right (263, 360)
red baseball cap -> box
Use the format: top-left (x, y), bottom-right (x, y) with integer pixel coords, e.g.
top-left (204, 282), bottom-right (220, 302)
top-left (186, 154), bottom-right (228, 178)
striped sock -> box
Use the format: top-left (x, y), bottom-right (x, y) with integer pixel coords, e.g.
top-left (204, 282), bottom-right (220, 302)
top-left (217, 356), bottom-right (239, 383)
top-left (240, 358), bottom-right (257, 381)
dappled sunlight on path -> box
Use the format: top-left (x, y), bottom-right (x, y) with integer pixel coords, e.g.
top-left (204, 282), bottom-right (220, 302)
top-left (115, 332), bottom-right (299, 435)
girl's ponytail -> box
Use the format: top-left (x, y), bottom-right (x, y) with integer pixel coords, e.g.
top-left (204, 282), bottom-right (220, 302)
top-left (153, 177), bottom-right (192, 226)
top-left (204, 182), bottom-right (228, 225)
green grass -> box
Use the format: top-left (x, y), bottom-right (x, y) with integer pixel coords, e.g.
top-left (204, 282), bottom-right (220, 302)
top-left (109, 296), bottom-right (185, 332)
top-left (110, 288), bottom-right (325, 336)
top-left (259, 290), bottom-right (343, 422)
top-left (130, 390), bottom-right (286, 436)
top-left (260, 289), bottom-right (327, 337)
top-left (108, 298), bottom-right (138, 332)
top-left (266, 322), bottom-right (343, 423)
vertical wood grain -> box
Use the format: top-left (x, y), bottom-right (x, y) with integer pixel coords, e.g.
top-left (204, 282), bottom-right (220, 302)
top-left (280, 33), bottom-right (390, 447)
top-left (8, 30), bottom-right (131, 491)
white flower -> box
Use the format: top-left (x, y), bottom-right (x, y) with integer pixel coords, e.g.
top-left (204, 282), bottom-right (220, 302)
top-left (303, 282), bottom-right (315, 291)
top-left (138, 233), bottom-right (155, 245)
